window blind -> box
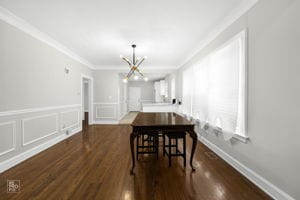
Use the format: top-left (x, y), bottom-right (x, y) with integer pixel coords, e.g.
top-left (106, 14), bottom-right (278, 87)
top-left (182, 67), bottom-right (193, 116)
top-left (182, 30), bottom-right (247, 139)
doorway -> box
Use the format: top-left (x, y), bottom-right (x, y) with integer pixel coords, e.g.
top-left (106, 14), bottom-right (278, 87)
top-left (83, 79), bottom-right (89, 127)
top-left (128, 87), bottom-right (141, 111)
top-left (81, 74), bottom-right (93, 129)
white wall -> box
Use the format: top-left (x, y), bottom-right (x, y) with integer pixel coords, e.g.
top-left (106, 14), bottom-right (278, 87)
top-left (0, 21), bottom-right (92, 111)
top-left (0, 18), bottom-right (92, 171)
top-left (177, 0), bottom-right (299, 199)
top-left (3, 2), bottom-right (297, 198)
top-left (92, 70), bottom-right (120, 123)
top-left (128, 81), bottom-right (155, 102)
top-left (119, 74), bottom-right (128, 119)
top-left (92, 69), bottom-right (176, 123)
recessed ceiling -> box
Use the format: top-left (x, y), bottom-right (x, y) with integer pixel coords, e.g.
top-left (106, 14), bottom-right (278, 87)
top-left (0, 0), bottom-right (256, 69)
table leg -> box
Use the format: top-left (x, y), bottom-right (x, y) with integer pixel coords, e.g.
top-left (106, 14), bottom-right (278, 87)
top-left (130, 131), bottom-right (138, 175)
top-left (188, 130), bottom-right (197, 171)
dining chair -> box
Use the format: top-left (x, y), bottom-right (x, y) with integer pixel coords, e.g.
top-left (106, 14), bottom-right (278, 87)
top-left (163, 131), bottom-right (186, 167)
top-left (136, 131), bottom-right (159, 160)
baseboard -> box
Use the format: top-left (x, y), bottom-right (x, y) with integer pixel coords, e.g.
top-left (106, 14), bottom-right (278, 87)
top-left (68, 127), bottom-right (81, 137)
top-left (118, 112), bottom-right (129, 121)
top-left (93, 120), bottom-right (119, 125)
top-left (198, 136), bottom-right (295, 200)
top-left (0, 127), bottom-right (82, 173)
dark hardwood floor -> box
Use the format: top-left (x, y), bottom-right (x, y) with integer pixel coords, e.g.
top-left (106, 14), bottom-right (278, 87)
top-left (0, 125), bottom-right (272, 200)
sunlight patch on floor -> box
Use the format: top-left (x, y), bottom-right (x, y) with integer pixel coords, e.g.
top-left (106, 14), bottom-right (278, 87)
top-left (119, 112), bottom-right (139, 124)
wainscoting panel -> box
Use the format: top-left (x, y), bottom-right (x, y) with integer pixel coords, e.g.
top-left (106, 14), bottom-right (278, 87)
top-left (118, 101), bottom-right (128, 120)
top-left (95, 103), bottom-right (117, 119)
top-left (22, 114), bottom-right (58, 146)
top-left (94, 103), bottom-right (118, 124)
top-left (0, 104), bottom-right (82, 172)
top-left (0, 121), bottom-right (16, 156)
top-left (61, 110), bottom-right (80, 131)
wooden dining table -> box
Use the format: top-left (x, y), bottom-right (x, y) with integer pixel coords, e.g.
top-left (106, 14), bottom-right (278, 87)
top-left (130, 112), bottom-right (197, 174)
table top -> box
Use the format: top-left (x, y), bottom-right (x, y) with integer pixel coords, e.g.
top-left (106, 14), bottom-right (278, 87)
top-left (132, 112), bottom-right (194, 127)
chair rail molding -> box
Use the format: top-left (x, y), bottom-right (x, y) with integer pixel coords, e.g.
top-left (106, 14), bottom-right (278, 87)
top-left (0, 104), bottom-right (81, 117)
top-left (0, 104), bottom-right (82, 173)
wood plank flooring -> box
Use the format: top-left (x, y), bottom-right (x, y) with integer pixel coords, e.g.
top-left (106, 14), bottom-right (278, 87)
top-left (0, 125), bottom-right (272, 200)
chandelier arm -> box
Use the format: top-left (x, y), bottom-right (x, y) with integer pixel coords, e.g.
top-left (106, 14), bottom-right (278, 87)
top-left (135, 58), bottom-right (146, 68)
top-left (134, 58), bottom-right (139, 66)
top-left (126, 69), bottom-right (134, 78)
top-left (122, 57), bottom-right (132, 67)
top-left (132, 44), bottom-right (136, 64)
top-left (135, 68), bottom-right (144, 77)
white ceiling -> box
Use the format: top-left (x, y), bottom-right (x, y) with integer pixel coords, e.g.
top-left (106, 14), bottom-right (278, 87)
top-left (0, 0), bottom-right (256, 69)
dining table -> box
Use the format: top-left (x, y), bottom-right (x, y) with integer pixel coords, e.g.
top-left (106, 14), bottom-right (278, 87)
top-left (130, 112), bottom-right (197, 174)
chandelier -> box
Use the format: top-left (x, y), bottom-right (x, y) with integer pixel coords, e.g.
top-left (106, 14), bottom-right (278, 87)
top-left (120, 44), bottom-right (148, 83)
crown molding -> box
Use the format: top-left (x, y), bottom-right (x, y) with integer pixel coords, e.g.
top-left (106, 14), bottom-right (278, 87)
top-left (0, 6), bottom-right (96, 70)
top-left (177, 0), bottom-right (259, 69)
top-left (0, 0), bottom-right (259, 72)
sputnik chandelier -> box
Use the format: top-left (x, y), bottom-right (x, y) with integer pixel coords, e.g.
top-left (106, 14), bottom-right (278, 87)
top-left (120, 44), bottom-right (148, 83)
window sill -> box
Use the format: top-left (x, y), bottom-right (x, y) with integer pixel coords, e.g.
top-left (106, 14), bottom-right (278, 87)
top-left (233, 134), bottom-right (249, 143)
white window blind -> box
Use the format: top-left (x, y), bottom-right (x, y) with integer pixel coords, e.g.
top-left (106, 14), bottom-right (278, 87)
top-left (171, 77), bottom-right (176, 99)
top-left (192, 57), bottom-right (210, 123)
top-left (182, 30), bottom-right (247, 139)
top-left (182, 67), bottom-right (193, 116)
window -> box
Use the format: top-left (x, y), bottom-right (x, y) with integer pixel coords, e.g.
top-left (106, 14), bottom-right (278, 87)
top-left (171, 77), bottom-right (176, 99)
top-left (182, 30), bottom-right (247, 140)
top-left (182, 67), bottom-right (193, 116)
top-left (192, 57), bottom-right (209, 123)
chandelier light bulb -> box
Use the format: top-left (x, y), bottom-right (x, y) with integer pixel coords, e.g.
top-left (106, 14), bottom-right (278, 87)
top-left (134, 75), bottom-right (139, 80)
top-left (144, 56), bottom-right (148, 59)
top-left (143, 77), bottom-right (148, 82)
top-left (123, 78), bottom-right (128, 83)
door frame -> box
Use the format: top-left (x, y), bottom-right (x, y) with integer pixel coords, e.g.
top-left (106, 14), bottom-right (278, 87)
top-left (81, 74), bottom-right (94, 126)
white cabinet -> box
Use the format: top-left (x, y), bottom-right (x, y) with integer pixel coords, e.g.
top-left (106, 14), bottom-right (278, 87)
top-left (160, 80), bottom-right (166, 96)
top-left (154, 82), bottom-right (162, 102)
top-left (154, 79), bottom-right (168, 102)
